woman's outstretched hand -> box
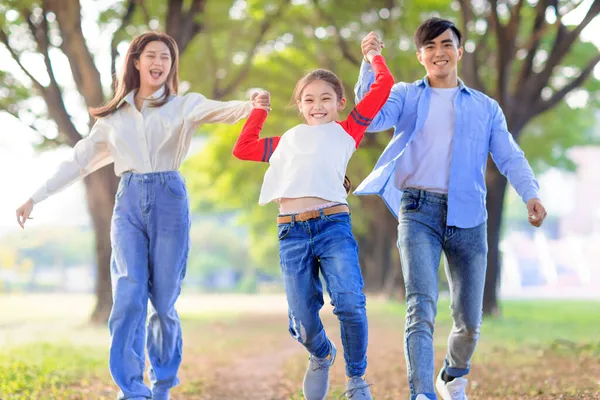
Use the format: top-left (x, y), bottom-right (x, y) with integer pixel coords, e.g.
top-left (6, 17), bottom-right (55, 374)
top-left (251, 91), bottom-right (271, 112)
top-left (16, 198), bottom-right (34, 229)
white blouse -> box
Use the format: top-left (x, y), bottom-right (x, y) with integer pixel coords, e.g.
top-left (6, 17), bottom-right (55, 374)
top-left (31, 86), bottom-right (252, 204)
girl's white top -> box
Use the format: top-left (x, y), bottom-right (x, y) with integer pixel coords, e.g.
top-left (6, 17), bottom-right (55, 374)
top-left (259, 122), bottom-right (355, 205)
top-left (31, 86), bottom-right (251, 204)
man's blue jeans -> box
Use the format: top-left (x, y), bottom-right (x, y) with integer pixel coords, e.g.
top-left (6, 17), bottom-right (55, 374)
top-left (397, 189), bottom-right (487, 400)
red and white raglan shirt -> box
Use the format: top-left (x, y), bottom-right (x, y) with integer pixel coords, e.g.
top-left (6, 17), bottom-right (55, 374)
top-left (233, 55), bottom-right (394, 206)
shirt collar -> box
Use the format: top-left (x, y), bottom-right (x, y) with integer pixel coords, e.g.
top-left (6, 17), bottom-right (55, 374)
top-left (417, 75), bottom-right (473, 95)
top-left (117, 86), bottom-right (166, 108)
top-left (117, 90), bottom-right (135, 108)
top-left (148, 86), bottom-right (166, 100)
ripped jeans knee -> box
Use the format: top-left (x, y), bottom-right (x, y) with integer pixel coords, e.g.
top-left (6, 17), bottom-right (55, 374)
top-left (288, 310), bottom-right (308, 343)
top-left (287, 309), bottom-right (330, 358)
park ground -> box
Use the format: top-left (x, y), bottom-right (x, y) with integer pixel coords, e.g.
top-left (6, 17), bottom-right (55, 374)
top-left (0, 294), bottom-right (598, 399)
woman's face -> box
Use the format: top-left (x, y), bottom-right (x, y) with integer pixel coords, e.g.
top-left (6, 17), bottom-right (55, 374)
top-left (135, 40), bottom-right (172, 91)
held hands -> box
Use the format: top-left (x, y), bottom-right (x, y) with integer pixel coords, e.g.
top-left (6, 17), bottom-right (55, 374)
top-left (251, 91), bottom-right (271, 112)
top-left (361, 31), bottom-right (384, 63)
top-left (526, 198), bottom-right (547, 228)
top-left (16, 198), bottom-right (34, 229)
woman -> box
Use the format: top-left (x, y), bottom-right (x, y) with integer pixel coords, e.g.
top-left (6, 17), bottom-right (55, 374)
top-left (15, 31), bottom-right (268, 400)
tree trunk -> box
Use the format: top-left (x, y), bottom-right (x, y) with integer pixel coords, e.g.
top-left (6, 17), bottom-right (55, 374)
top-left (382, 244), bottom-right (405, 301)
top-left (483, 158), bottom-right (508, 316)
top-left (85, 165), bottom-right (118, 324)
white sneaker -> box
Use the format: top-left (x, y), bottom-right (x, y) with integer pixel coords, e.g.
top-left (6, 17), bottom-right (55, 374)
top-left (416, 395), bottom-right (432, 400)
top-left (435, 369), bottom-right (468, 400)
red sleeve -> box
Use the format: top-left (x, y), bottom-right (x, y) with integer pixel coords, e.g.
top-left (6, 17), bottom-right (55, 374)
top-left (339, 54), bottom-right (394, 148)
top-left (232, 108), bottom-right (281, 162)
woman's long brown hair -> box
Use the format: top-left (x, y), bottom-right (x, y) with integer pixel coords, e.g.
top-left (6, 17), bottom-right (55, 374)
top-left (90, 32), bottom-right (180, 118)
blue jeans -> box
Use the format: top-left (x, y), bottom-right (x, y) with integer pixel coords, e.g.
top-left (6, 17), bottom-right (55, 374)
top-left (108, 171), bottom-right (190, 400)
top-left (397, 189), bottom-right (487, 400)
top-left (277, 207), bottom-right (368, 377)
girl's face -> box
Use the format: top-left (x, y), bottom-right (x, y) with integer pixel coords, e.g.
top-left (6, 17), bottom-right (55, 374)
top-left (297, 80), bottom-right (346, 125)
top-left (135, 40), bottom-right (172, 91)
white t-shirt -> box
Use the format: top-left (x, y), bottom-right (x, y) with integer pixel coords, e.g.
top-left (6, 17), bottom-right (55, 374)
top-left (395, 86), bottom-right (459, 193)
top-left (259, 122), bottom-right (355, 205)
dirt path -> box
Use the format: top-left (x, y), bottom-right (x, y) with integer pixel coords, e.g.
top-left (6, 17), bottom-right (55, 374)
top-left (167, 315), bottom-right (308, 400)
top-left (206, 338), bottom-right (304, 400)
top-left (196, 314), bottom-right (600, 400)
top-left (3, 295), bottom-right (597, 399)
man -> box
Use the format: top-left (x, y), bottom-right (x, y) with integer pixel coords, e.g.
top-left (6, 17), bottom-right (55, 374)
top-left (354, 18), bottom-right (547, 400)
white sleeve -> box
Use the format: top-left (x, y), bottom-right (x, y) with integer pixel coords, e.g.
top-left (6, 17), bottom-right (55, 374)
top-left (183, 93), bottom-right (252, 127)
top-left (31, 119), bottom-right (113, 204)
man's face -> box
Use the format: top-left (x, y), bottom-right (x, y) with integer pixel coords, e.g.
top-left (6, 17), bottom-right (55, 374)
top-left (417, 29), bottom-right (463, 81)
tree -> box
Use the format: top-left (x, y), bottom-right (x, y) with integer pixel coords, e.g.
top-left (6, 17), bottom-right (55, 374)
top-left (1, 0), bottom-right (116, 322)
top-left (182, 0), bottom-right (458, 300)
top-left (3, 0), bottom-right (596, 321)
top-left (457, 0), bottom-right (600, 314)
top-left (184, 0), bottom-right (599, 308)
top-left (0, 0), bottom-right (289, 323)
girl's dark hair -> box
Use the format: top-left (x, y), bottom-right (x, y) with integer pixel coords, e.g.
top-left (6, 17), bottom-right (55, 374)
top-left (343, 176), bottom-right (352, 194)
top-left (414, 17), bottom-right (462, 49)
top-left (292, 69), bottom-right (352, 195)
top-left (292, 69), bottom-right (344, 103)
top-left (90, 32), bottom-right (179, 118)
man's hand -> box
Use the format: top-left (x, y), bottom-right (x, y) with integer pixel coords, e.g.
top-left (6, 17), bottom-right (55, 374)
top-left (526, 198), bottom-right (547, 228)
top-left (361, 31), bottom-right (384, 63)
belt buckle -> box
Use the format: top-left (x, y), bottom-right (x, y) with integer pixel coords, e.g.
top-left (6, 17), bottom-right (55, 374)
top-left (298, 209), bottom-right (319, 222)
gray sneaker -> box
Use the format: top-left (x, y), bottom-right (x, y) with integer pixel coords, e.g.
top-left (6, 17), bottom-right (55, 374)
top-left (302, 341), bottom-right (336, 400)
top-left (343, 376), bottom-right (373, 399)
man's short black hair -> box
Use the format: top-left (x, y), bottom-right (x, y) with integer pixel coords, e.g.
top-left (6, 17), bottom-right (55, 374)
top-left (414, 18), bottom-right (462, 49)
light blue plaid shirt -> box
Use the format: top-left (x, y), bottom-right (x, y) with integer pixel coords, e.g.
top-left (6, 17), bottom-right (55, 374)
top-left (354, 61), bottom-right (539, 228)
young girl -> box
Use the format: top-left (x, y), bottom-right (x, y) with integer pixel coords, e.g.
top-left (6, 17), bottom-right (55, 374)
top-left (232, 47), bottom-right (393, 399)
top-left (15, 32), bottom-right (268, 400)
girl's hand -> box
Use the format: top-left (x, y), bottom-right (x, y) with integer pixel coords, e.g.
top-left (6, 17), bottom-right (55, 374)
top-left (251, 91), bottom-right (271, 111)
top-left (16, 198), bottom-right (34, 229)
top-left (361, 31), bottom-right (384, 63)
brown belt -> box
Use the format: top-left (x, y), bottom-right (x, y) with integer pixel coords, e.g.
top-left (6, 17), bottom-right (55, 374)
top-left (277, 204), bottom-right (350, 224)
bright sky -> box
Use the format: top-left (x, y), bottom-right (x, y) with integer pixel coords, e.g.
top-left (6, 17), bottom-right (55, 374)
top-left (0, 1), bottom-right (598, 236)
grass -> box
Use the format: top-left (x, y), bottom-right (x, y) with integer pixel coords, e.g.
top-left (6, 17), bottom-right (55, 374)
top-left (0, 343), bottom-right (108, 399)
top-left (370, 298), bottom-right (600, 347)
top-left (0, 294), bottom-right (598, 399)
top-left (482, 300), bottom-right (599, 343)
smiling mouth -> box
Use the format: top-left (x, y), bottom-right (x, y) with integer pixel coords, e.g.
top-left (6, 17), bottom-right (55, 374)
top-left (150, 70), bottom-right (163, 79)
top-left (311, 112), bottom-right (327, 119)
top-left (433, 60), bottom-right (449, 66)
